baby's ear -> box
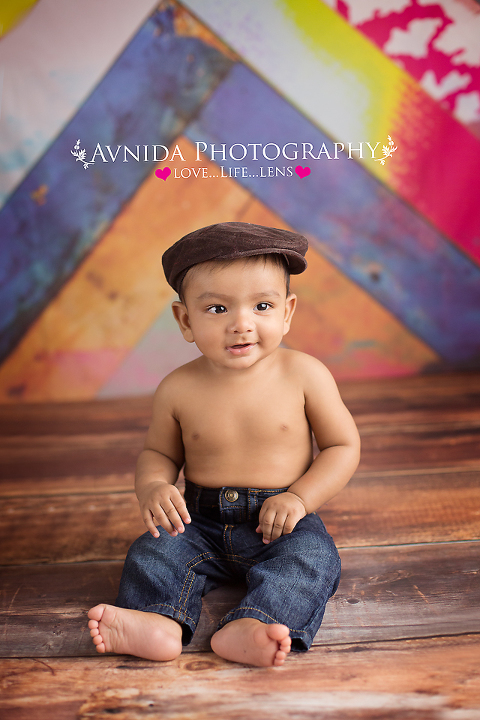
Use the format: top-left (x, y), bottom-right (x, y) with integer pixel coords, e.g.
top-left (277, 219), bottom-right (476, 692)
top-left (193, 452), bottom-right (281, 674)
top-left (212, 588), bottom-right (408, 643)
top-left (172, 301), bottom-right (195, 343)
top-left (283, 293), bottom-right (297, 334)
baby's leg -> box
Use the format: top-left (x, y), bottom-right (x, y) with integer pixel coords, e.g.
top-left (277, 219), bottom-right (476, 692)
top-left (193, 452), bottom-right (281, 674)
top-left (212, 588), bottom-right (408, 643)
top-left (212, 513), bottom-right (341, 663)
top-left (211, 618), bottom-right (291, 667)
top-left (88, 604), bottom-right (182, 661)
top-left (87, 521), bottom-right (228, 661)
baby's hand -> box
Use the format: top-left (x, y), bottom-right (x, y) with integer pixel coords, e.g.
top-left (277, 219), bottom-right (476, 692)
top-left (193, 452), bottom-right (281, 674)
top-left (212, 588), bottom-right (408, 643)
top-left (138, 482), bottom-right (191, 538)
top-left (256, 492), bottom-right (307, 544)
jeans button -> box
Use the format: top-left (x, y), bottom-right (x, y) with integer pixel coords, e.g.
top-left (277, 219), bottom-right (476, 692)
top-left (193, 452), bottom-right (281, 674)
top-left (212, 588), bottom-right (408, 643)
top-left (224, 489), bottom-right (239, 502)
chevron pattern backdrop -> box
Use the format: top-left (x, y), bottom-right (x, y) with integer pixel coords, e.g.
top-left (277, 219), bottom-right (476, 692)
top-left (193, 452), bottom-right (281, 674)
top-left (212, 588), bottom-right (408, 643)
top-left (1, 0), bottom-right (479, 401)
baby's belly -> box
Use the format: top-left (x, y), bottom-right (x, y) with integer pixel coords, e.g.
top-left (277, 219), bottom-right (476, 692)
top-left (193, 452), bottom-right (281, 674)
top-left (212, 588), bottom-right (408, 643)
top-left (183, 441), bottom-right (313, 489)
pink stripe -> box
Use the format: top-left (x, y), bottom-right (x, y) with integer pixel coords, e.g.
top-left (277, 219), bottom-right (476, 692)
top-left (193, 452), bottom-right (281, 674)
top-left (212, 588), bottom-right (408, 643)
top-left (389, 81), bottom-right (480, 264)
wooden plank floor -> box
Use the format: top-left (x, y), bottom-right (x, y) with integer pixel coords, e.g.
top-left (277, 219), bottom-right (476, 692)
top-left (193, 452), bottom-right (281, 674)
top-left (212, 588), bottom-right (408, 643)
top-left (1, 372), bottom-right (479, 719)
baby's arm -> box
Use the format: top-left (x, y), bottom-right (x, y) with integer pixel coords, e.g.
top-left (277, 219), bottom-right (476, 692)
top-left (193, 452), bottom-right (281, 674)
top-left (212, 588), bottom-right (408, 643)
top-left (136, 377), bottom-right (191, 538)
top-left (257, 354), bottom-right (360, 543)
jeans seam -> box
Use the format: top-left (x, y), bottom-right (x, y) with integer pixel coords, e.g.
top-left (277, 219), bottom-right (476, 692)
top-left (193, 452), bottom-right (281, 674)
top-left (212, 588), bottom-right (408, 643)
top-left (179, 552), bottom-right (217, 610)
top-left (223, 553), bottom-right (256, 567)
top-left (141, 602), bottom-right (197, 624)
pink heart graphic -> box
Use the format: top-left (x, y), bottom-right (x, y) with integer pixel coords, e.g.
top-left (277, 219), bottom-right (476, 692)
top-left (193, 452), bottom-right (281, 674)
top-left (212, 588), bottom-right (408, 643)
top-left (295, 165), bottom-right (311, 178)
top-left (155, 167), bottom-right (171, 181)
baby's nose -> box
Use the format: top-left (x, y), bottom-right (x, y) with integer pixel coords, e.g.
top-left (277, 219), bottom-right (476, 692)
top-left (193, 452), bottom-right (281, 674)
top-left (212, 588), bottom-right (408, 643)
top-left (229, 309), bottom-right (254, 333)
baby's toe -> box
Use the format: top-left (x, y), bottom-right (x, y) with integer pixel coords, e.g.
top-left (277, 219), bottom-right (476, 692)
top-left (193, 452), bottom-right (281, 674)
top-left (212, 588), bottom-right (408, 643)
top-left (273, 652), bottom-right (287, 666)
top-left (266, 623), bottom-right (290, 641)
top-left (87, 604), bottom-right (105, 622)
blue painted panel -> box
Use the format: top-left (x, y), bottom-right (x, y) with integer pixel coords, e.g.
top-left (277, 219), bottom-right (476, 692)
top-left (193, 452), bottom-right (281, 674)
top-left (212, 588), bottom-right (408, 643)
top-left (0, 7), bottom-right (233, 363)
top-left (185, 63), bottom-right (480, 364)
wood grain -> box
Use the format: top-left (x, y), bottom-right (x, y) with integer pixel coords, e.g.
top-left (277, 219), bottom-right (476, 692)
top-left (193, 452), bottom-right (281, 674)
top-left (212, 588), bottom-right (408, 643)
top-left (1, 636), bottom-right (479, 720)
top-left (0, 493), bottom-right (144, 565)
top-left (322, 468), bottom-right (480, 546)
top-left (0, 396), bottom-right (152, 436)
top-left (0, 472), bottom-right (135, 497)
top-left (356, 419), bottom-right (480, 470)
top-left (339, 371), bottom-right (480, 413)
top-left (1, 542), bottom-right (478, 657)
top-left (0, 432), bottom-right (143, 480)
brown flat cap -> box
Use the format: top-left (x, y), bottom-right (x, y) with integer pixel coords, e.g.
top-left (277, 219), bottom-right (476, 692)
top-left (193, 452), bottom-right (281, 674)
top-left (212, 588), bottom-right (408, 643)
top-left (162, 222), bottom-right (308, 293)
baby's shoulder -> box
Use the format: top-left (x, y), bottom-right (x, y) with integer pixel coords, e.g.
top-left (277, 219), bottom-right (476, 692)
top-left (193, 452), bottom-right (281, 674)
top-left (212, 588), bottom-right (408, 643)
top-left (152, 358), bottom-right (204, 406)
top-left (279, 348), bottom-right (333, 382)
top-left (278, 350), bottom-right (341, 403)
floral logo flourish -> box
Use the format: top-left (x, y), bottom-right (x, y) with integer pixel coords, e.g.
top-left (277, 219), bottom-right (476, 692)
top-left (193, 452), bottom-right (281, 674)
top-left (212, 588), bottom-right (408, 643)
top-left (375, 135), bottom-right (397, 165)
top-left (71, 139), bottom-right (94, 169)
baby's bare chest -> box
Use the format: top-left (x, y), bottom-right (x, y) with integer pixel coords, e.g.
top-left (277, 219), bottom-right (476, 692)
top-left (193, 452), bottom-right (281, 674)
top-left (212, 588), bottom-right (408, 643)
top-left (177, 382), bottom-right (309, 450)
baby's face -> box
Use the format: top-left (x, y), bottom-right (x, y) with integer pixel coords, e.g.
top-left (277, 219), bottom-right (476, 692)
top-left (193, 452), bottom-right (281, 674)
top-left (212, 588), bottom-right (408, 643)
top-left (173, 257), bottom-right (296, 371)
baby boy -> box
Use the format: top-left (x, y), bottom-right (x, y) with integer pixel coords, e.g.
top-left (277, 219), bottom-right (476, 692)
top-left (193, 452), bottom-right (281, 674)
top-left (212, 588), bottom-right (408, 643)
top-left (88, 222), bottom-right (360, 667)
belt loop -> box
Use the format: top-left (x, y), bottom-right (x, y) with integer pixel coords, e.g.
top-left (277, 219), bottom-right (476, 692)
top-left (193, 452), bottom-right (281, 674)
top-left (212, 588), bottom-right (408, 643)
top-left (195, 485), bottom-right (201, 514)
top-left (248, 488), bottom-right (259, 519)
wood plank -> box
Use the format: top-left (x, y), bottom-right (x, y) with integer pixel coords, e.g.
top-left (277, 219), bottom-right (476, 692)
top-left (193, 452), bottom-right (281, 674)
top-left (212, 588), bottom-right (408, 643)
top-left (322, 468), bottom-right (480, 546)
top-left (0, 396), bottom-right (152, 436)
top-left (356, 420), bottom-right (480, 470)
top-left (1, 542), bottom-right (478, 657)
top-left (338, 371), bottom-right (480, 414)
top-left (0, 475), bottom-right (186, 499)
top-left (0, 472), bottom-right (135, 497)
top-left (0, 432), bottom-right (144, 479)
top-left (1, 636), bottom-right (479, 720)
top-left (1, 468), bottom-right (478, 565)
top-left (0, 493), bottom-right (144, 565)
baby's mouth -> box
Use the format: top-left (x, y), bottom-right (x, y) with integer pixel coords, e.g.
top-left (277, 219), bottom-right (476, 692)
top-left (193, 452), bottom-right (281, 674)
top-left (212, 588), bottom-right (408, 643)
top-left (227, 342), bottom-right (256, 355)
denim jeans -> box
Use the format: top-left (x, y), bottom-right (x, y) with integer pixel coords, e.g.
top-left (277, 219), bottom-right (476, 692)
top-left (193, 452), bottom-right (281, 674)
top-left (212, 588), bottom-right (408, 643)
top-left (116, 480), bottom-right (341, 651)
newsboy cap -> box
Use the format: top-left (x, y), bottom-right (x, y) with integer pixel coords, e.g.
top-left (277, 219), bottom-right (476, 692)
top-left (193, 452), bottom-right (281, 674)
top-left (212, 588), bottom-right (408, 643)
top-left (162, 222), bottom-right (308, 293)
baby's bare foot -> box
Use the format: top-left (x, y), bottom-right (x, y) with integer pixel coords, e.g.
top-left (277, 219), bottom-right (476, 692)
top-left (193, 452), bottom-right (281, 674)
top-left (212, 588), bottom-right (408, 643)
top-left (87, 604), bottom-right (182, 661)
top-left (211, 617), bottom-right (291, 667)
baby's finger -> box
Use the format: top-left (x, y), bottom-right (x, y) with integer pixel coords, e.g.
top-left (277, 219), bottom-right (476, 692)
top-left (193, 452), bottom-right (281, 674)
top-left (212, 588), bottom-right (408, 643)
top-left (260, 509), bottom-right (278, 544)
top-left (171, 493), bottom-right (191, 525)
top-left (143, 510), bottom-right (161, 538)
top-left (152, 506), bottom-right (181, 537)
top-left (269, 513), bottom-right (287, 542)
top-left (163, 501), bottom-right (188, 534)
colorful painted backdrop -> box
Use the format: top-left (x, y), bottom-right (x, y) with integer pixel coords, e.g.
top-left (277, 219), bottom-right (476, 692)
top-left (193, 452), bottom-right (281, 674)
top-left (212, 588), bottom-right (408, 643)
top-left (1, 0), bottom-right (479, 402)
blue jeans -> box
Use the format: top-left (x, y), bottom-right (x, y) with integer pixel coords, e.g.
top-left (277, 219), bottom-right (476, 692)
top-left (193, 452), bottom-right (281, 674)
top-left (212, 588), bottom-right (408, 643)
top-left (116, 480), bottom-right (341, 651)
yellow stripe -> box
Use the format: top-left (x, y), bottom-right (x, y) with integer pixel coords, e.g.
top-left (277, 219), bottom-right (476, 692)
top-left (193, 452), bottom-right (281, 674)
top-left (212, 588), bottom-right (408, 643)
top-left (0, 0), bottom-right (38, 37)
top-left (279, 0), bottom-right (401, 178)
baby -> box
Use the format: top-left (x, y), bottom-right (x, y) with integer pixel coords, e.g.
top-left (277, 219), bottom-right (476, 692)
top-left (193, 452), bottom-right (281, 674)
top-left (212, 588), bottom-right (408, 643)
top-left (88, 222), bottom-right (360, 667)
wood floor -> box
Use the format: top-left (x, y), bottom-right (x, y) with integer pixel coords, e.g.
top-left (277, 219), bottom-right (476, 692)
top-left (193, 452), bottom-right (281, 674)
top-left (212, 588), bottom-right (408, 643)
top-left (1, 372), bottom-right (479, 719)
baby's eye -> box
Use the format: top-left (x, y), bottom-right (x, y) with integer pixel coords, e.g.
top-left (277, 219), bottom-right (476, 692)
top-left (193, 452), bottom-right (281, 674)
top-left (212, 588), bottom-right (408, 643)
top-left (255, 302), bottom-right (271, 312)
top-left (207, 305), bottom-right (227, 314)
